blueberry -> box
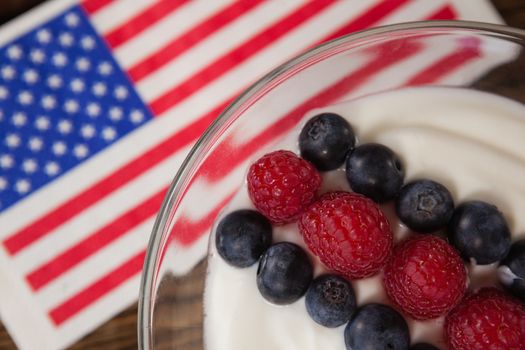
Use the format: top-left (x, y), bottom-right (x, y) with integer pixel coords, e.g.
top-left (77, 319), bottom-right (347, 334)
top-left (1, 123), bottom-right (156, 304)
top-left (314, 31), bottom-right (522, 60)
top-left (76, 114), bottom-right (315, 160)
top-left (299, 113), bottom-right (356, 171)
top-left (215, 209), bottom-right (272, 267)
top-left (396, 179), bottom-right (454, 232)
top-left (344, 303), bottom-right (410, 350)
top-left (500, 239), bottom-right (525, 301)
top-left (305, 274), bottom-right (356, 327)
top-left (345, 143), bottom-right (404, 203)
top-left (448, 201), bottom-right (511, 265)
top-left (410, 343), bottom-right (440, 350)
top-left (257, 242), bottom-right (313, 304)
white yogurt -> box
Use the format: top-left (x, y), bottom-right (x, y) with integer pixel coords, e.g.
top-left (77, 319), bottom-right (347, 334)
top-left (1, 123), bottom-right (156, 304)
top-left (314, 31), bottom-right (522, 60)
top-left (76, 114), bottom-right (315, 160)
top-left (204, 87), bottom-right (525, 350)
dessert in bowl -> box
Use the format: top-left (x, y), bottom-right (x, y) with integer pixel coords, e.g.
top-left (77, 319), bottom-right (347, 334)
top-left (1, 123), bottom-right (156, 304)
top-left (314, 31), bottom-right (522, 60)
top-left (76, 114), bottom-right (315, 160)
top-left (138, 22), bottom-right (525, 350)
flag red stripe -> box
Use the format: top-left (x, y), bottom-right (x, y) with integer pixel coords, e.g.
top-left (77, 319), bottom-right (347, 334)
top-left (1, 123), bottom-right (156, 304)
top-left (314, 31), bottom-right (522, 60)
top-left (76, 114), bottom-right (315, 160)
top-left (26, 189), bottom-right (165, 291)
top-left (427, 5), bottom-right (456, 20)
top-left (2, 101), bottom-right (229, 256)
top-left (81, 0), bottom-right (114, 15)
top-left (149, 0), bottom-right (336, 115)
top-left (104, 0), bottom-right (190, 49)
top-left (171, 192), bottom-right (235, 245)
top-left (128, 0), bottom-right (265, 82)
top-left (405, 42), bottom-right (481, 86)
top-left (202, 44), bottom-right (423, 184)
top-left (321, 0), bottom-right (410, 43)
top-left (49, 250), bottom-right (145, 326)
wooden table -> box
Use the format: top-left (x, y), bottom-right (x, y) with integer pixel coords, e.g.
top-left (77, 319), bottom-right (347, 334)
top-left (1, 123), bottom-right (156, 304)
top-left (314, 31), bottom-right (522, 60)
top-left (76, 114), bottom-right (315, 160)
top-left (0, 0), bottom-right (524, 349)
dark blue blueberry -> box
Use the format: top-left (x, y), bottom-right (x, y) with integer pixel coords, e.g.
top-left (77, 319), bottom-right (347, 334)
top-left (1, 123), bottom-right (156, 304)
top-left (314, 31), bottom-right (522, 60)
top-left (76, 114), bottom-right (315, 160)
top-left (500, 239), bottom-right (525, 301)
top-left (215, 209), bottom-right (272, 267)
top-left (344, 303), bottom-right (410, 350)
top-left (299, 113), bottom-right (356, 171)
top-left (448, 201), bottom-right (511, 265)
top-left (256, 242), bottom-right (313, 305)
top-left (345, 143), bottom-right (404, 203)
top-left (396, 179), bottom-right (454, 232)
top-left (305, 274), bottom-right (356, 328)
top-left (410, 343), bottom-right (440, 350)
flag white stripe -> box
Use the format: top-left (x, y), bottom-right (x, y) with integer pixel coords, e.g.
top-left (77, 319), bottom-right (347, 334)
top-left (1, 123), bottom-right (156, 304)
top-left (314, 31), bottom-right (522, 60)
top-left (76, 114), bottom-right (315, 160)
top-left (55, 273), bottom-right (141, 347)
top-left (87, 0), bottom-right (160, 35)
top-left (438, 40), bottom-right (520, 85)
top-left (448, 0), bottom-right (503, 23)
top-left (376, 0), bottom-right (447, 24)
top-left (136, 0), bottom-right (305, 101)
top-left (37, 217), bottom-right (153, 310)
top-left (112, 0), bottom-right (231, 69)
top-left (13, 145), bottom-right (190, 274)
top-left (0, 249), bottom-right (56, 350)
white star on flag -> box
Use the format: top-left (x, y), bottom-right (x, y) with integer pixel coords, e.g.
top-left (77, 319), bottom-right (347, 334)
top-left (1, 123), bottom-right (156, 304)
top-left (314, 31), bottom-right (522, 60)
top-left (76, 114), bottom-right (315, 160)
top-left (15, 179), bottom-right (31, 194)
top-left (70, 78), bottom-right (85, 92)
top-left (57, 120), bottom-right (72, 134)
top-left (41, 95), bottom-right (56, 109)
top-left (52, 141), bottom-right (67, 156)
top-left (12, 112), bottom-right (27, 127)
top-left (47, 74), bottom-right (62, 88)
top-left (59, 32), bottom-right (74, 47)
top-left (73, 144), bottom-right (89, 158)
top-left (36, 29), bottom-right (52, 43)
top-left (30, 49), bottom-right (45, 63)
top-left (35, 116), bottom-right (50, 131)
top-left (44, 161), bottom-right (60, 176)
top-left (0, 177), bottom-right (7, 191)
top-left (5, 134), bottom-right (21, 148)
top-left (80, 124), bottom-right (96, 139)
top-left (28, 137), bottom-right (43, 151)
top-left (7, 45), bottom-right (22, 60)
top-left (0, 154), bottom-right (14, 169)
top-left (22, 159), bottom-right (38, 174)
top-left (1, 66), bottom-right (15, 80)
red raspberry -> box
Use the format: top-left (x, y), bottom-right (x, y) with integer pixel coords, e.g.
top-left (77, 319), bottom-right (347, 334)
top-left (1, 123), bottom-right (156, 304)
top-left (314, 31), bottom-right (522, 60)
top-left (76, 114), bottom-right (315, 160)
top-left (299, 191), bottom-right (393, 279)
top-left (383, 235), bottom-right (467, 320)
top-left (445, 288), bottom-right (525, 350)
top-left (247, 150), bottom-right (321, 225)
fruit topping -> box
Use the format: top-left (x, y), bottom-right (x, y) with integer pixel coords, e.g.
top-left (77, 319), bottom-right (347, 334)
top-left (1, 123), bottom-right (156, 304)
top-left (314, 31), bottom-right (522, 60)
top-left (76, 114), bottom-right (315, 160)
top-left (247, 150), bottom-right (322, 225)
top-left (215, 209), bottom-right (273, 268)
top-left (410, 343), bottom-right (440, 350)
top-left (396, 179), bottom-right (454, 232)
top-left (299, 113), bottom-right (356, 171)
top-left (445, 287), bottom-right (525, 350)
top-left (305, 274), bottom-right (356, 328)
top-left (448, 200), bottom-right (511, 265)
top-left (256, 242), bottom-right (313, 305)
top-left (345, 143), bottom-right (404, 203)
top-left (299, 191), bottom-right (393, 279)
top-left (344, 303), bottom-right (410, 350)
top-left (500, 239), bottom-right (525, 301)
top-left (383, 235), bottom-right (467, 320)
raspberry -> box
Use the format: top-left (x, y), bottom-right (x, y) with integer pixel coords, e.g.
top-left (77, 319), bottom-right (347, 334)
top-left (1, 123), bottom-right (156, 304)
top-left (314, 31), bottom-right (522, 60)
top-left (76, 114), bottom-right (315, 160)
top-left (383, 235), bottom-right (467, 320)
top-left (299, 191), bottom-right (393, 279)
top-left (247, 150), bottom-right (321, 225)
top-left (445, 288), bottom-right (525, 350)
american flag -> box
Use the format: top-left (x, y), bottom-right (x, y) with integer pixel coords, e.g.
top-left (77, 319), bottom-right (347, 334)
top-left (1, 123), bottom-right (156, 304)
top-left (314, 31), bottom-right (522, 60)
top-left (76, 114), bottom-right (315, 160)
top-left (0, 0), bottom-right (503, 349)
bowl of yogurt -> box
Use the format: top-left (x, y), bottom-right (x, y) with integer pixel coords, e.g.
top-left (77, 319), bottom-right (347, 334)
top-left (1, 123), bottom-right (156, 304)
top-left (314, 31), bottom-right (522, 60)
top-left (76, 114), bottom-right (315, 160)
top-left (138, 22), bottom-right (525, 350)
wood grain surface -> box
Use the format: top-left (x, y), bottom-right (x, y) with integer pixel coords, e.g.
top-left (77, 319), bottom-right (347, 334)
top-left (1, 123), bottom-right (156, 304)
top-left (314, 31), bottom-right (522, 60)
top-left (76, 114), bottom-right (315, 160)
top-left (0, 1), bottom-right (524, 349)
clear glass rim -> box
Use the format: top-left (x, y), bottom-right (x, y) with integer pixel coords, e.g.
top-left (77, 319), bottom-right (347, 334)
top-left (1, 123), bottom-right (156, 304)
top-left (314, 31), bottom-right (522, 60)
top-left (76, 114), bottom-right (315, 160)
top-left (137, 20), bottom-right (525, 349)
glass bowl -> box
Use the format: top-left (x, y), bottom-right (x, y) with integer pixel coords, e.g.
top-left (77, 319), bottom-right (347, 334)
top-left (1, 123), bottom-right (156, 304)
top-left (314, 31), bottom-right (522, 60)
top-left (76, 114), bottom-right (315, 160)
top-left (138, 21), bottom-right (525, 350)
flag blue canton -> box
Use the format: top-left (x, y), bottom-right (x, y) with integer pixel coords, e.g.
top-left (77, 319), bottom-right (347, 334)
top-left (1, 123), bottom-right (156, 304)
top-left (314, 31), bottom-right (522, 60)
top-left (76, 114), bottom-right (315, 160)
top-left (0, 6), bottom-right (153, 210)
